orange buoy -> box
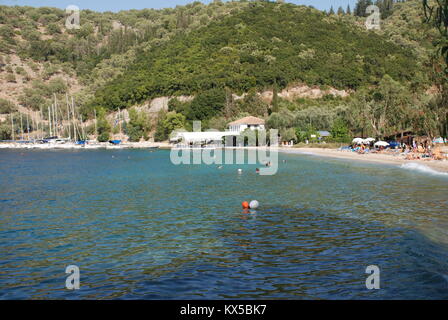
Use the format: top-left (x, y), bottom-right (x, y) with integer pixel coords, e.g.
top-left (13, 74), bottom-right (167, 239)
top-left (242, 201), bottom-right (250, 209)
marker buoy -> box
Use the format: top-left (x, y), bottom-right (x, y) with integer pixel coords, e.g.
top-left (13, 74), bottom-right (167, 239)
top-left (238, 169), bottom-right (243, 174)
top-left (242, 201), bottom-right (250, 209)
top-left (250, 200), bottom-right (259, 210)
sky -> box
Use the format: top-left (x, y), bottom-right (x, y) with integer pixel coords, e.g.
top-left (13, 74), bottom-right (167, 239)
top-left (0, 0), bottom-right (357, 12)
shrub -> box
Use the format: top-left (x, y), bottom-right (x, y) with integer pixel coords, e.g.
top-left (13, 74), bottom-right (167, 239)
top-left (0, 98), bottom-right (16, 114)
top-left (96, 108), bottom-right (111, 142)
top-left (6, 73), bottom-right (16, 83)
top-left (0, 123), bottom-right (12, 140)
top-left (47, 23), bottom-right (61, 35)
top-left (126, 108), bottom-right (152, 142)
top-left (15, 66), bottom-right (27, 76)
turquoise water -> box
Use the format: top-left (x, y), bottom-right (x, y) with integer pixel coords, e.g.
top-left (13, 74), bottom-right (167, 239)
top-left (1, 149), bottom-right (448, 299)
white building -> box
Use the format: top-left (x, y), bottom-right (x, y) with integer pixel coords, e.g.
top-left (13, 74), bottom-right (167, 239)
top-left (228, 116), bottom-right (266, 134)
top-left (170, 131), bottom-right (236, 146)
top-left (170, 116), bottom-right (267, 148)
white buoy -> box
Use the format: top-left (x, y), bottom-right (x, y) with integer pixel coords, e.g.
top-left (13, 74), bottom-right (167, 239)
top-left (250, 200), bottom-right (259, 210)
top-left (238, 169), bottom-right (243, 174)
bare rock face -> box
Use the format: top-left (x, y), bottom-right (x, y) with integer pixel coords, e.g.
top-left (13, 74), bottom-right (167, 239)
top-left (148, 97), bottom-right (171, 113)
top-left (277, 84), bottom-right (350, 101)
top-left (232, 93), bottom-right (247, 101)
top-left (122, 86), bottom-right (351, 122)
top-left (146, 96), bottom-right (194, 113)
top-left (126, 95), bottom-right (195, 117)
top-left (176, 95), bottom-right (194, 103)
top-left (426, 85), bottom-right (440, 95)
top-left (232, 85), bottom-right (350, 104)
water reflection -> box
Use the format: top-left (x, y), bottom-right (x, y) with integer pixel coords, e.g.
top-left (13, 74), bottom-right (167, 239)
top-left (0, 150), bottom-right (447, 299)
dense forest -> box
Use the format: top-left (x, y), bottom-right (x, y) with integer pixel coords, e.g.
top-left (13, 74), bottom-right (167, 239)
top-left (0, 0), bottom-right (447, 143)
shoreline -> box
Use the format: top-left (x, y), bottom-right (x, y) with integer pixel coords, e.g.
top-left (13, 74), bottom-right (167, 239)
top-left (0, 142), bottom-right (171, 150)
top-left (279, 147), bottom-right (448, 174)
top-left (2, 142), bottom-right (448, 174)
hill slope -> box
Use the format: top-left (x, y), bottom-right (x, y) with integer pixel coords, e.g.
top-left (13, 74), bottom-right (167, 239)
top-left (92, 2), bottom-right (419, 111)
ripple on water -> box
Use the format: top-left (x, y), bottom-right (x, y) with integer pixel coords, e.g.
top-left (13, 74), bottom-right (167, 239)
top-left (1, 150), bottom-right (448, 299)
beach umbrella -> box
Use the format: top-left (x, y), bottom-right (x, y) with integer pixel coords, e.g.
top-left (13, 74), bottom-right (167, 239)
top-left (433, 137), bottom-right (444, 144)
top-left (352, 138), bottom-right (364, 145)
top-left (374, 141), bottom-right (390, 147)
top-left (365, 138), bottom-right (376, 142)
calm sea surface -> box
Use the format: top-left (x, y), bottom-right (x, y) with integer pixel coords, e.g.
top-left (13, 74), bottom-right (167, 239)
top-left (1, 149), bottom-right (448, 300)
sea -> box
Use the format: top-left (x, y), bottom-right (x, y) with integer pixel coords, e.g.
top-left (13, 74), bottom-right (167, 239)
top-left (0, 149), bottom-right (447, 299)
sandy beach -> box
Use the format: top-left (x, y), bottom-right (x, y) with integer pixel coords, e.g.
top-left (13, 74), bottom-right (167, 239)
top-left (2, 141), bottom-right (448, 174)
top-left (280, 147), bottom-right (448, 174)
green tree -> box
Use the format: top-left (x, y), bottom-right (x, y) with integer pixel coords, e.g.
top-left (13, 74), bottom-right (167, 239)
top-left (163, 111), bottom-right (186, 135)
top-left (331, 118), bottom-right (349, 139)
top-left (154, 111), bottom-right (168, 142)
top-left (295, 125), bottom-right (319, 143)
top-left (423, 0), bottom-right (448, 70)
top-left (155, 111), bottom-right (186, 142)
top-left (0, 98), bottom-right (16, 114)
top-left (0, 122), bottom-right (12, 140)
top-left (237, 89), bottom-right (269, 118)
top-left (96, 108), bottom-right (111, 142)
top-left (266, 109), bottom-right (294, 130)
top-left (280, 127), bottom-right (297, 143)
top-left (188, 89), bottom-right (226, 121)
top-left (350, 75), bottom-right (410, 139)
top-left (126, 108), bottom-right (152, 142)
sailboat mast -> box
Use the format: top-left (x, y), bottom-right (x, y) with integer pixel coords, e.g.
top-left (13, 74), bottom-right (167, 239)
top-left (80, 115), bottom-right (86, 141)
top-left (20, 113), bottom-right (23, 141)
top-left (40, 108), bottom-right (44, 140)
top-left (31, 113), bottom-right (35, 141)
top-left (118, 108), bottom-right (122, 137)
top-left (66, 94), bottom-right (71, 141)
top-left (48, 106), bottom-right (52, 137)
top-left (32, 112), bottom-right (36, 141)
top-left (26, 113), bottom-right (30, 141)
top-left (52, 103), bottom-right (57, 138)
top-left (39, 111), bottom-right (42, 139)
top-left (71, 97), bottom-right (78, 141)
top-left (11, 113), bottom-right (14, 141)
top-left (94, 109), bottom-right (98, 141)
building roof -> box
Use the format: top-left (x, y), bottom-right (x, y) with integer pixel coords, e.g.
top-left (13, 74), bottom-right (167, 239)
top-left (171, 131), bottom-right (237, 143)
top-left (228, 116), bottom-right (265, 126)
top-left (318, 131), bottom-right (331, 137)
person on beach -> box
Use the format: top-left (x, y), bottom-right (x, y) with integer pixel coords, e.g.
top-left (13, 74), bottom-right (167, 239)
top-left (433, 148), bottom-right (444, 160)
top-left (418, 144), bottom-right (425, 154)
